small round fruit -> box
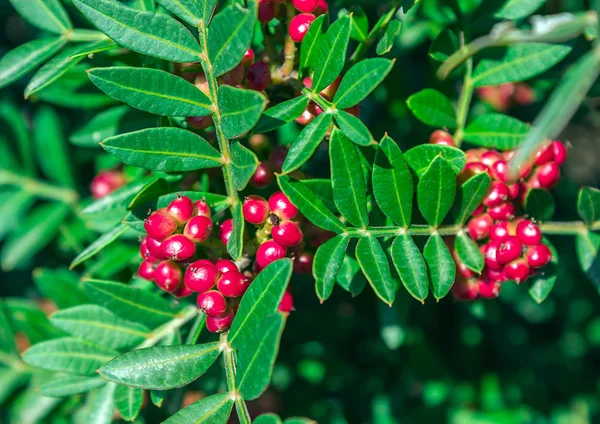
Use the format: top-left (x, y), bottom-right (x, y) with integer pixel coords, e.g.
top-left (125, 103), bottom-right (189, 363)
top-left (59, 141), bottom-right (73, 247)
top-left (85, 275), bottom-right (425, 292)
top-left (186, 115), bottom-right (213, 130)
top-left (289, 13), bottom-right (316, 43)
top-left (268, 191), bottom-right (298, 220)
top-left (468, 214), bottom-right (493, 240)
top-left (221, 63), bottom-right (245, 86)
top-left (457, 260), bottom-right (476, 279)
top-left (294, 252), bottom-right (313, 274)
top-left (194, 199), bottom-right (212, 218)
top-left (458, 162), bottom-right (489, 185)
top-left (278, 291), bottom-right (294, 313)
top-left (489, 221), bottom-right (509, 242)
top-left (206, 308), bottom-right (234, 333)
top-left (256, 240), bottom-right (287, 269)
top-left (184, 259), bottom-right (219, 293)
top-left (485, 268), bottom-right (507, 283)
top-left (258, 0), bottom-right (275, 23)
top-left (144, 210), bottom-right (178, 242)
top-left (504, 259), bottom-right (530, 284)
top-left (272, 220), bottom-right (303, 247)
top-left (526, 244), bottom-right (552, 268)
top-left (154, 260), bottom-right (182, 293)
top-left (491, 160), bottom-right (510, 183)
top-left (197, 290), bottom-right (228, 317)
top-left (217, 271), bottom-right (250, 298)
top-left (90, 170), bottom-right (125, 199)
top-left (534, 143), bottom-right (554, 165)
top-left (480, 150), bottom-right (503, 168)
top-left (167, 196), bottom-right (194, 224)
top-left (241, 48), bottom-right (255, 68)
top-left (551, 140), bottom-right (567, 165)
top-left (478, 279), bottom-right (501, 299)
top-left (173, 284), bottom-right (194, 298)
top-left (140, 237), bottom-right (158, 262)
top-left (246, 62), bottom-right (271, 91)
top-left (160, 234), bottom-right (197, 261)
top-left (137, 261), bottom-right (156, 281)
top-left (296, 109), bottom-right (315, 126)
top-left (292, 0), bottom-right (318, 13)
top-left (215, 259), bottom-right (237, 274)
top-left (497, 236), bottom-right (523, 265)
top-left (243, 196), bottom-right (269, 225)
top-left (250, 161), bottom-right (274, 188)
top-left (429, 130), bottom-right (455, 146)
top-left (483, 181), bottom-right (510, 207)
top-left (483, 240), bottom-right (503, 271)
top-left (184, 216), bottom-right (213, 243)
top-left (452, 279), bottom-right (479, 301)
top-left (220, 219), bottom-right (233, 246)
top-left (314, 0), bottom-right (328, 15)
top-left (534, 162), bottom-right (560, 189)
top-left (488, 202), bottom-right (515, 221)
top-left (145, 237), bottom-right (167, 260)
top-left (516, 220), bottom-right (542, 246)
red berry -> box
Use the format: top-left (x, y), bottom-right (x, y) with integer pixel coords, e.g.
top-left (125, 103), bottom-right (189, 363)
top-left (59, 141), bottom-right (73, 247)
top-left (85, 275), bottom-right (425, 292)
top-left (145, 237), bottom-right (167, 260)
top-left (140, 237), bottom-right (158, 262)
top-left (173, 284), bottom-right (194, 298)
top-left (241, 48), bottom-right (255, 68)
top-left (468, 214), bottom-right (493, 240)
top-left (243, 196), bottom-right (269, 225)
top-left (480, 150), bottom-right (503, 168)
top-left (497, 236), bottom-right (523, 265)
top-left (294, 252), bottom-right (313, 274)
top-left (160, 234), bottom-right (196, 261)
top-left (205, 308), bottom-right (234, 333)
top-left (472, 204), bottom-right (485, 216)
top-left (507, 182), bottom-right (520, 200)
top-left (504, 259), bottom-right (530, 284)
top-left (526, 244), bottom-right (552, 268)
top-left (485, 268), bottom-right (507, 283)
top-left (167, 196), bottom-right (194, 224)
top-left (483, 240), bottom-right (503, 271)
top-left (215, 259), bottom-right (237, 274)
top-left (256, 240), bottom-right (287, 269)
top-left (278, 291), bottom-right (294, 313)
top-left (154, 260), bottom-right (182, 293)
top-left (269, 191), bottom-right (298, 220)
top-left (184, 259), bottom-right (219, 293)
top-left (295, 109), bottom-right (315, 126)
top-left (452, 279), bottom-right (479, 301)
top-left (534, 162), bottom-right (560, 189)
top-left (478, 279), bottom-right (501, 298)
top-left (491, 160), bottom-right (510, 183)
top-left (269, 146), bottom-right (288, 173)
top-left (551, 140), bottom-right (567, 165)
top-left (289, 13), bottom-right (315, 43)
top-left (186, 115), bottom-right (213, 130)
top-left (221, 63), bottom-right (245, 86)
top-left (272, 220), bottom-right (303, 247)
top-left (197, 290), bottom-right (228, 317)
top-left (344, 104), bottom-right (360, 117)
top-left (429, 130), bottom-right (455, 146)
top-left (489, 221), bottom-right (509, 242)
top-left (258, 0), bottom-right (275, 23)
top-left (217, 271), bottom-right (250, 298)
top-left (483, 181), bottom-right (510, 207)
top-left (516, 220), bottom-right (542, 246)
top-left (194, 199), bottom-right (212, 218)
top-left (292, 0), bottom-right (318, 13)
top-left (488, 202), bottom-right (515, 221)
top-left (457, 260), bottom-right (476, 279)
top-left (184, 216), bottom-right (213, 243)
top-left (137, 261), bottom-right (156, 281)
top-left (220, 219), bottom-right (233, 246)
top-left (250, 161), bottom-right (274, 188)
top-left (314, 0), bottom-right (328, 15)
top-left (307, 101), bottom-right (323, 116)
top-left (534, 143), bottom-right (554, 165)
top-left (90, 170), bottom-right (125, 199)
top-left (246, 62), bottom-right (271, 91)
top-left (144, 210), bottom-right (178, 242)
top-left (320, 76), bottom-right (342, 99)
top-left (458, 161), bottom-right (489, 185)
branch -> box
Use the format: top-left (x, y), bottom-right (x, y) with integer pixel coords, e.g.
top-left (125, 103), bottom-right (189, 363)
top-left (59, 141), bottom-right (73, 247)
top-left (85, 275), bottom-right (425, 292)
top-left (220, 333), bottom-right (252, 424)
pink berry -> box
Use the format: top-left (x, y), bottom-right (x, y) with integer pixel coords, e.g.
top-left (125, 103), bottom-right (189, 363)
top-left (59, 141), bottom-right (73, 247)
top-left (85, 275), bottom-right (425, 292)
top-left (278, 291), bottom-right (294, 313)
top-left (215, 259), bottom-right (237, 274)
top-left (478, 279), bottom-right (501, 299)
top-left (491, 160), bottom-right (510, 183)
top-left (485, 268), bottom-right (507, 283)
top-left (154, 260), bottom-right (182, 293)
top-left (296, 109), bottom-right (315, 126)
top-left (314, 0), bottom-right (328, 15)
top-left (457, 260), bottom-right (476, 279)
top-left (246, 62), bottom-right (271, 91)
top-left (272, 220), bottom-right (303, 247)
top-left (173, 284), bottom-right (194, 298)
top-left (292, 0), bottom-right (318, 13)
top-left (184, 216), bottom-right (213, 243)
top-left (194, 199), bottom-right (212, 218)
top-left (167, 196), bottom-right (194, 224)
top-left (459, 162), bottom-right (489, 185)
top-left (217, 270), bottom-right (250, 298)
top-left (197, 290), bottom-right (228, 317)
top-left (526, 244), bottom-right (552, 268)
top-left (488, 202), bottom-right (515, 221)
top-left (145, 237), bottom-right (167, 260)
top-left (489, 221), bottom-right (509, 242)
top-left (241, 48), bottom-right (255, 68)
top-left (551, 141), bottom-right (567, 165)
top-left (480, 150), bottom-right (503, 168)
top-left (534, 162), bottom-right (560, 189)
top-left (144, 210), bottom-right (178, 242)
top-left (140, 237), bottom-right (158, 262)
top-left (294, 252), bottom-right (313, 274)
top-left (258, 0), bottom-right (275, 23)
top-left (483, 181), bottom-right (510, 207)
top-left (268, 191), bottom-right (298, 220)
top-left (534, 143), bottom-right (554, 165)
top-left (184, 259), bottom-right (219, 293)
top-left (186, 115), bottom-right (213, 130)
top-left (483, 240), bottom-right (503, 271)
top-left (516, 220), bottom-right (542, 246)
top-left (160, 234), bottom-right (196, 261)
top-left (504, 259), bottom-right (530, 284)
top-left (507, 183), bottom-right (520, 200)
top-left (468, 214), bottom-right (493, 240)
top-left (250, 161), bottom-right (274, 188)
top-left (289, 13), bottom-right (316, 43)
top-left (472, 204), bottom-right (485, 216)
top-left (243, 195), bottom-right (269, 225)
top-left (137, 261), bottom-right (156, 281)
top-left (205, 308), bottom-right (234, 332)
top-left (497, 236), bottom-right (523, 265)
top-left (220, 219), bottom-right (233, 246)
top-left (256, 240), bottom-right (287, 269)
top-left (452, 279), bottom-right (479, 301)
top-left (90, 170), bottom-right (125, 199)
top-left (429, 130), bottom-right (455, 147)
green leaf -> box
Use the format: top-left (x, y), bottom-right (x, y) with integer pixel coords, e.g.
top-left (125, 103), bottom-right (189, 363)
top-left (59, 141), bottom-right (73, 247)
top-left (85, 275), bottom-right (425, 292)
top-left (208, 5), bottom-right (255, 76)
top-left (114, 385), bottom-right (143, 421)
top-left (4, 299), bottom-right (63, 344)
top-left (472, 43), bottom-right (572, 87)
top-left (150, 390), bottom-right (166, 408)
top-left (407, 89), bottom-right (457, 128)
top-left (236, 314), bottom-right (286, 400)
top-left (423, 233), bottom-right (456, 300)
top-left (84, 278), bottom-right (182, 328)
top-left (33, 268), bottom-right (90, 309)
top-left (376, 20), bottom-right (401, 55)
top-left (452, 173), bottom-right (491, 224)
top-left (463, 114), bottom-right (529, 151)
top-left (69, 39), bottom-right (118, 60)
top-left (430, 28), bottom-right (459, 63)
top-left (1, 203), bottom-right (70, 271)
top-left (391, 234), bottom-right (429, 302)
top-left (313, 234), bottom-right (350, 302)
top-left (255, 414), bottom-right (283, 424)
top-left (227, 201), bottom-right (245, 260)
top-left (87, 383), bottom-right (117, 424)
top-left (0, 301), bottom-right (17, 355)
top-left (525, 188), bottom-right (555, 222)
top-left (373, 135), bottom-right (413, 227)
top-left (417, 156), bottom-right (456, 227)
top-left (25, 45), bottom-right (85, 98)
top-left (163, 393), bottom-right (233, 424)
top-left (334, 58), bottom-right (394, 108)
top-left (301, 179), bottom-right (336, 213)
top-left (334, 109), bottom-right (374, 146)
top-left (8, 0), bottom-right (72, 34)
top-left (73, 0), bottom-right (201, 62)
top-left (576, 231), bottom-right (600, 288)
top-left (356, 236), bottom-right (396, 305)
top-left (231, 141), bottom-right (259, 191)
top-left (228, 259), bottom-right (293, 348)
top-left (578, 187), bottom-right (600, 227)
top-left (33, 106), bottom-right (74, 187)
top-left (455, 232), bottom-right (484, 273)
top-left (39, 376), bottom-right (106, 398)
top-left (299, 14), bottom-right (328, 76)
top-left (89, 67), bottom-right (212, 117)
top-left (0, 191), bottom-right (34, 243)
top-left (128, 178), bottom-right (171, 210)
top-left (0, 37), bottom-right (67, 90)
top-left (277, 175), bottom-right (345, 233)
top-left (254, 96), bottom-right (309, 133)
top-left (50, 305), bottom-right (150, 351)
top-left (529, 238), bottom-right (558, 303)
top-left (155, 0), bottom-right (205, 26)
top-left (336, 255), bottom-right (367, 296)
top-left (346, 6), bottom-right (368, 41)
top-left (100, 342), bottom-right (220, 389)
top-left (219, 85), bottom-right (267, 139)
top-left (282, 113), bottom-right (332, 174)
top-left (404, 144), bottom-right (466, 177)
top-left (312, 16), bottom-right (352, 92)
top-left (23, 337), bottom-right (118, 375)
top-left (81, 176), bottom-right (156, 215)
top-left (494, 0), bottom-right (547, 19)
top-left (101, 128), bottom-right (222, 172)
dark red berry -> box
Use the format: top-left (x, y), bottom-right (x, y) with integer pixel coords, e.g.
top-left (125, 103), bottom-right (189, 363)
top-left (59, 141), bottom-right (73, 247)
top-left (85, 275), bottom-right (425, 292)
top-left (497, 236), bottom-right (523, 265)
top-left (534, 143), bottom-right (554, 165)
top-left (258, 0), bottom-right (275, 23)
top-left (552, 140), bottom-right (567, 165)
top-left (526, 244), bottom-right (552, 268)
top-left (294, 252), bottom-right (313, 274)
top-left (206, 308), bottom-right (234, 333)
top-left (137, 261), bottom-right (156, 281)
top-left (429, 130), bottom-right (455, 147)
top-left (269, 191), bottom-right (298, 220)
top-left (289, 13), bottom-right (315, 43)
top-left (269, 146), bottom-right (288, 173)
top-left (468, 214), bottom-right (493, 240)
top-left (534, 162), bottom-right (560, 189)
top-left (516, 220), bottom-right (542, 246)
top-left (154, 260), bottom-right (182, 293)
top-left (243, 195), bottom-right (269, 225)
top-left (483, 240), bottom-right (503, 271)
top-left (246, 62), bottom-right (271, 91)
top-left (452, 279), bottom-right (479, 301)
top-left (483, 181), bottom-right (510, 207)
top-left (140, 237), bottom-right (158, 262)
top-left (194, 199), bottom-right (212, 218)
top-left (186, 115), bottom-right (213, 130)
top-left (256, 240), bottom-right (287, 269)
top-left (314, 0), bottom-right (328, 15)
top-left (173, 284), bottom-right (194, 298)
top-left (167, 196), bottom-right (194, 225)
top-left (144, 210), bottom-right (178, 242)
top-left (184, 216), bottom-right (213, 243)
top-left (215, 259), bottom-right (237, 274)
top-left (217, 271), bottom-right (250, 298)
top-left (504, 259), bottom-right (530, 284)
top-left (197, 290), bottom-right (228, 317)
top-left (292, 0), bottom-right (318, 13)
top-left (478, 279), bottom-right (501, 299)
top-left (90, 170), bottom-right (125, 199)
top-left (278, 291), bottom-right (294, 313)
top-left (250, 161), bottom-right (274, 188)
top-left (485, 268), bottom-right (507, 283)
top-left (221, 63), bottom-right (245, 86)
top-left (272, 220), bottom-right (303, 247)
top-left (184, 259), bottom-right (219, 293)
top-left (145, 236), bottom-right (167, 260)
top-left (160, 234), bottom-right (196, 261)
top-left (220, 219), bottom-right (233, 246)
top-left (488, 202), bottom-right (515, 221)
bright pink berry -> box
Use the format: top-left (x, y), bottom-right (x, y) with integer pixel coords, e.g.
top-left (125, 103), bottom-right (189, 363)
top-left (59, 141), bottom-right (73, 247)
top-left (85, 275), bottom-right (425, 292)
top-left (534, 162), bottom-right (560, 189)
top-left (256, 240), bottom-right (287, 269)
top-left (246, 62), bottom-right (271, 91)
top-left (457, 260), bottom-right (476, 279)
top-left (241, 48), bottom-right (255, 68)
top-left (296, 109), bottom-right (315, 126)
top-left (243, 196), bottom-right (269, 225)
top-left (289, 13), bottom-right (316, 43)
top-left (452, 279), bottom-right (479, 301)
top-left (215, 259), bottom-right (237, 274)
top-left (258, 0), bottom-right (275, 23)
top-left (186, 115), bottom-right (213, 130)
top-left (167, 196), bottom-right (194, 224)
top-left (488, 202), bottom-right (515, 221)
top-left (292, 0), bottom-right (318, 13)
top-left (468, 214), bottom-right (493, 240)
top-left (459, 162), bottom-right (489, 185)
top-left (472, 204), bottom-right (485, 216)
top-left (194, 199), bottom-right (211, 218)
top-left (220, 219), bottom-right (233, 246)
top-left (480, 150), bottom-right (503, 168)
top-left (507, 182), bottom-right (520, 200)
top-left (294, 252), bottom-right (313, 274)
top-left (278, 291), bottom-right (294, 313)
top-left (429, 130), bottom-right (455, 147)
top-left (144, 210), bottom-right (178, 242)
top-left (137, 261), bottom-right (156, 281)
top-left (140, 237), bottom-right (158, 262)
top-left (551, 141), bottom-right (567, 165)
top-left (478, 279), bottom-right (501, 299)
top-left (485, 268), bottom-right (507, 283)
top-left (269, 191), bottom-right (298, 220)
top-left (145, 237), bottom-right (167, 260)
top-left (526, 244), bottom-right (552, 268)
top-left (497, 236), bottom-right (523, 265)
top-left (483, 181), bottom-right (510, 207)
top-left (160, 234), bottom-right (196, 261)
top-left (197, 290), bottom-right (228, 317)
top-left (491, 160), bottom-right (510, 183)
top-left (489, 221), bottom-right (509, 242)
top-left (250, 161), bottom-right (274, 188)
top-left (184, 216), bottom-right (213, 243)
top-left (154, 260), bottom-right (182, 293)
top-left (173, 284), bottom-right (194, 298)
top-left (184, 259), bottom-right (219, 293)
top-left (483, 240), bottom-right (503, 271)
top-left (90, 170), bottom-right (125, 199)
top-left (534, 143), bottom-right (554, 165)
top-left (217, 271), bottom-right (250, 298)
top-left (206, 308), bottom-right (234, 333)
top-left (272, 220), bottom-right (303, 247)
top-left (516, 220), bottom-right (542, 246)
top-left (504, 259), bottom-right (530, 284)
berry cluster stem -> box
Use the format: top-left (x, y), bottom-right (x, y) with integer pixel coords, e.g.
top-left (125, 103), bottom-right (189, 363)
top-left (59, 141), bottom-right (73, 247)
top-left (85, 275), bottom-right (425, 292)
top-left (221, 333), bottom-right (252, 424)
top-left (452, 34), bottom-right (474, 147)
top-left (0, 170), bottom-right (79, 204)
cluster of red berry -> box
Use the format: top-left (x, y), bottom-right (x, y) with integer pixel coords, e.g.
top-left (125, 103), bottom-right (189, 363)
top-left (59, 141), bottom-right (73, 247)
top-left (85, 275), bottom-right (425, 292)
top-left (259, 0), bottom-right (328, 42)
top-left (90, 169), bottom-right (125, 199)
top-left (477, 82), bottom-right (536, 112)
top-left (430, 131), bottom-right (567, 300)
top-left (295, 76), bottom-right (360, 127)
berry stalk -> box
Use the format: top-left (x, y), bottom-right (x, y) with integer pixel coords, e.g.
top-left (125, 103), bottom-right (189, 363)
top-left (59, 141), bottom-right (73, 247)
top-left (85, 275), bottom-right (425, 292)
top-left (452, 53), bottom-right (473, 147)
